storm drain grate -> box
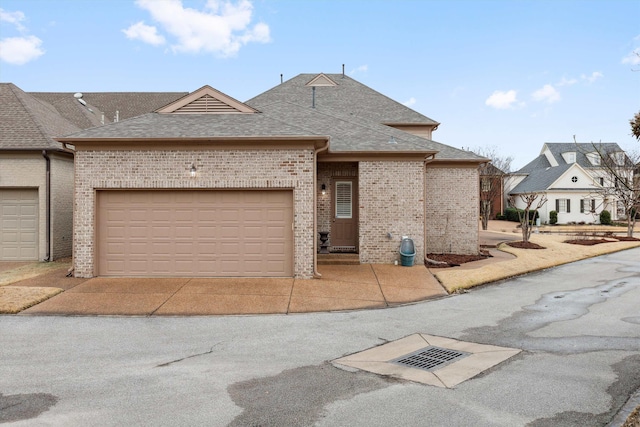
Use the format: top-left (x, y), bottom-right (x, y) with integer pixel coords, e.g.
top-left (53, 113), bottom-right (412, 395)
top-left (391, 346), bottom-right (470, 372)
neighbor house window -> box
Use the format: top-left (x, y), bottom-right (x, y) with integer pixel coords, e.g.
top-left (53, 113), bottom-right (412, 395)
top-left (587, 152), bottom-right (601, 166)
top-left (580, 199), bottom-right (596, 213)
top-left (598, 177), bottom-right (604, 186)
top-left (571, 176), bottom-right (578, 183)
top-left (556, 198), bottom-right (570, 213)
top-left (563, 152), bottom-right (576, 164)
top-left (481, 178), bottom-right (491, 192)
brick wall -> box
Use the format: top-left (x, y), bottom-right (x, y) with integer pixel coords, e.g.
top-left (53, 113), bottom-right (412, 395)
top-left (74, 148), bottom-right (314, 278)
top-left (425, 165), bottom-right (479, 254)
top-left (359, 161), bottom-right (425, 264)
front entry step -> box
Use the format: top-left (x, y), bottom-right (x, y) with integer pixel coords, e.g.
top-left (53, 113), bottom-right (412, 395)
top-left (318, 253), bottom-right (360, 265)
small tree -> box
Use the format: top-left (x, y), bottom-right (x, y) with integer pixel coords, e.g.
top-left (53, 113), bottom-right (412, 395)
top-left (474, 146), bottom-right (513, 230)
top-left (574, 138), bottom-right (639, 237)
top-left (631, 111), bottom-right (640, 141)
top-left (508, 192), bottom-right (548, 243)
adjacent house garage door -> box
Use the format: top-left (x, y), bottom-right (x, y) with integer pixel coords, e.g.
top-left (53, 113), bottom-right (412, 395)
top-left (0, 189), bottom-right (39, 261)
top-left (96, 190), bottom-right (293, 277)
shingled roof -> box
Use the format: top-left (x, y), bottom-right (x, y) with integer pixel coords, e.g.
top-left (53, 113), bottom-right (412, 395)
top-left (517, 142), bottom-right (625, 173)
top-left (57, 75), bottom-right (485, 161)
top-left (0, 83), bottom-right (79, 151)
top-left (247, 73), bottom-right (439, 126)
top-left (30, 91), bottom-right (188, 129)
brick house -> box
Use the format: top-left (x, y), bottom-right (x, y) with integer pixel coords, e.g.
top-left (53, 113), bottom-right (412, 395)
top-left (0, 83), bottom-right (79, 261)
top-left (0, 83), bottom-right (186, 261)
top-left (59, 73), bottom-right (485, 279)
top-left (479, 162), bottom-right (506, 220)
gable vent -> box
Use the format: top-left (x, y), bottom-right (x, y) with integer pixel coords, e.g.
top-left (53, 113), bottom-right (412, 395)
top-left (172, 94), bottom-right (242, 114)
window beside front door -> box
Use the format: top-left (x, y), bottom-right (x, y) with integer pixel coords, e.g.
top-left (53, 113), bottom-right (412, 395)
top-left (556, 198), bottom-right (571, 213)
top-left (335, 181), bottom-right (353, 219)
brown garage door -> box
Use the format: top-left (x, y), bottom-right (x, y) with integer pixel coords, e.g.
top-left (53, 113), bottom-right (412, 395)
top-left (96, 190), bottom-right (293, 277)
top-left (0, 189), bottom-right (39, 261)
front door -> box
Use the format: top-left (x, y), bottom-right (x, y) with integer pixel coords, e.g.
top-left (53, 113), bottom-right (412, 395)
top-left (330, 179), bottom-right (358, 251)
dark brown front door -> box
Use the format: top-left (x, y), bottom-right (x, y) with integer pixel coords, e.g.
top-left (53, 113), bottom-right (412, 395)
top-left (331, 179), bottom-right (358, 251)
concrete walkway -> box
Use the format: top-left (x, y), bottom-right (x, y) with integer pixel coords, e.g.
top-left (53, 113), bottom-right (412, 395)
top-left (4, 220), bottom-right (637, 316)
top-left (18, 264), bottom-right (446, 316)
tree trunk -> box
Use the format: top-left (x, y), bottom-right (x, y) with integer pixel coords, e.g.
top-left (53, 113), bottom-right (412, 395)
top-left (480, 201), bottom-right (491, 230)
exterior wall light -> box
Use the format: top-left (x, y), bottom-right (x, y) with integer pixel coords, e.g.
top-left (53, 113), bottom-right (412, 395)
top-left (321, 183), bottom-right (326, 195)
top-left (190, 164), bottom-right (197, 177)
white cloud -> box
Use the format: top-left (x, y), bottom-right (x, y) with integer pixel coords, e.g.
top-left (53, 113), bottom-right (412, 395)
top-left (403, 97), bottom-right (416, 107)
top-left (0, 35), bottom-right (44, 65)
top-left (621, 35), bottom-right (639, 65)
top-left (556, 77), bottom-right (577, 87)
top-left (350, 64), bottom-right (368, 75)
top-left (123, 21), bottom-right (166, 46)
top-left (128, 0), bottom-right (271, 57)
top-left (581, 71), bottom-right (603, 84)
top-left (621, 49), bottom-right (640, 65)
top-left (532, 84), bottom-right (561, 104)
top-left (0, 8), bottom-right (44, 65)
top-left (0, 8), bottom-right (26, 32)
top-left (485, 90), bottom-right (520, 109)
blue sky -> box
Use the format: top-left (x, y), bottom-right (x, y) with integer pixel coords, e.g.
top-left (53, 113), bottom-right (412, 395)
top-left (1, 0), bottom-right (638, 169)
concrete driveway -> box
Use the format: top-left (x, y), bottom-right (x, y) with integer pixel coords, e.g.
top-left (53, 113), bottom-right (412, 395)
top-left (1, 247), bottom-right (639, 426)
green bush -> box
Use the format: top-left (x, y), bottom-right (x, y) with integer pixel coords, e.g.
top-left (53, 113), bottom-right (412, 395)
top-left (600, 210), bottom-right (612, 225)
top-left (505, 207), bottom-right (539, 223)
top-left (549, 210), bottom-right (558, 225)
top-left (505, 207), bottom-right (519, 222)
top-left (496, 213), bottom-right (506, 220)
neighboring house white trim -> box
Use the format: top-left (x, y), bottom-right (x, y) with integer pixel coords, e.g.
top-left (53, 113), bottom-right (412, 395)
top-left (506, 143), bottom-right (632, 224)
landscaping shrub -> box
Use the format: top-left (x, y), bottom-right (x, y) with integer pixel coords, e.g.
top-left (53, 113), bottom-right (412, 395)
top-left (549, 210), bottom-right (558, 225)
top-left (505, 207), bottom-right (519, 222)
top-left (505, 207), bottom-right (539, 223)
top-left (600, 210), bottom-right (612, 225)
top-left (496, 213), bottom-right (506, 220)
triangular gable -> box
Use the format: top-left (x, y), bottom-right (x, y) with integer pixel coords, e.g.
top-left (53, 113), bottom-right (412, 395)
top-left (547, 163), bottom-right (598, 190)
top-left (156, 85), bottom-right (258, 114)
top-left (305, 73), bottom-right (338, 87)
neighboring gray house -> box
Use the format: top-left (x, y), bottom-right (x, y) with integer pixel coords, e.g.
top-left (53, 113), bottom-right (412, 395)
top-left (0, 83), bottom-right (79, 261)
top-left (59, 73), bottom-right (486, 279)
top-left (507, 142), bottom-right (630, 224)
top-left (0, 83), bottom-right (186, 261)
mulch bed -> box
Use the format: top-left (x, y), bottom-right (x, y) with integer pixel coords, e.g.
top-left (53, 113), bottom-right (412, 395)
top-left (506, 241), bottom-right (546, 249)
top-left (426, 253), bottom-right (490, 268)
top-left (615, 236), bottom-right (640, 241)
top-left (565, 236), bottom-right (640, 245)
top-left (564, 239), bottom-right (611, 246)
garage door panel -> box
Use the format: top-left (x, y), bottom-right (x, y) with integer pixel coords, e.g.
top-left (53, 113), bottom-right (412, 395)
top-left (0, 189), bottom-right (38, 261)
top-left (97, 190), bottom-right (293, 277)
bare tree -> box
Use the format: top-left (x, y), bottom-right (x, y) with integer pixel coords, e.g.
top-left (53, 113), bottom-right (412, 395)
top-left (574, 138), bottom-right (640, 237)
top-left (474, 146), bottom-right (513, 230)
top-left (508, 192), bottom-right (548, 243)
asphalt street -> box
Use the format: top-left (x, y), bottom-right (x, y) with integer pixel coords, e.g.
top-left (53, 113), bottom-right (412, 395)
top-left (1, 247), bottom-right (639, 426)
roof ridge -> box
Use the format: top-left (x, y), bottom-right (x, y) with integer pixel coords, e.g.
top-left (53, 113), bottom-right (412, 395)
top-left (263, 99), bottom-right (436, 151)
top-left (7, 84), bottom-right (77, 148)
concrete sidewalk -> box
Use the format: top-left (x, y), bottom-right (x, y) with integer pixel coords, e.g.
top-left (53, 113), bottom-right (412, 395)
top-left (16, 264), bottom-right (447, 316)
top-left (3, 220), bottom-right (638, 316)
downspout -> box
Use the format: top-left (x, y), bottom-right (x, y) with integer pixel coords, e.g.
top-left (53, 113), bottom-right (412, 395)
top-left (42, 150), bottom-right (51, 262)
top-left (313, 139), bottom-right (330, 278)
